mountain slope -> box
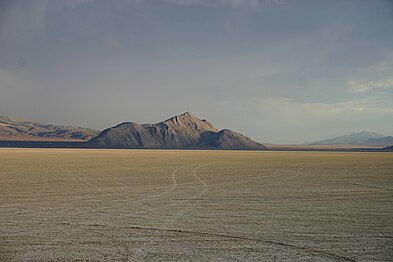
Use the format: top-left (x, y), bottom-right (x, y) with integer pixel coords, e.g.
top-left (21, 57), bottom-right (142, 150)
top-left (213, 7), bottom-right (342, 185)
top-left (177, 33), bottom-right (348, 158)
top-left (88, 112), bottom-right (266, 150)
top-left (88, 122), bottom-right (160, 148)
top-left (200, 129), bottom-right (266, 150)
top-left (0, 116), bottom-right (98, 141)
top-left (364, 136), bottom-right (393, 146)
top-left (308, 131), bottom-right (388, 146)
top-left (382, 145), bottom-right (393, 151)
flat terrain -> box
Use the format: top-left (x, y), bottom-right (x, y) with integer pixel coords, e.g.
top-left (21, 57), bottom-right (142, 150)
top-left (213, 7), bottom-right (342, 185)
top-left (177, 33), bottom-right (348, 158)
top-left (265, 144), bottom-right (385, 150)
top-left (0, 149), bottom-right (392, 261)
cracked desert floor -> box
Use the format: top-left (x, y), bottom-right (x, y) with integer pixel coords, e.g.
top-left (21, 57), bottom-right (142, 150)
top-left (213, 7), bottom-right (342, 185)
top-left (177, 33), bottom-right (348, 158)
top-left (0, 149), bottom-right (392, 261)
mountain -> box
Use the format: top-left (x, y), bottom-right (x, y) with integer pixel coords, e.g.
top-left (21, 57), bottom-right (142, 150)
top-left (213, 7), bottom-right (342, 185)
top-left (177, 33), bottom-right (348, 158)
top-left (363, 136), bottom-right (393, 146)
top-left (87, 112), bottom-right (266, 150)
top-left (0, 116), bottom-right (99, 141)
top-left (382, 145), bottom-right (393, 151)
top-left (308, 131), bottom-right (393, 146)
top-left (199, 129), bottom-right (266, 150)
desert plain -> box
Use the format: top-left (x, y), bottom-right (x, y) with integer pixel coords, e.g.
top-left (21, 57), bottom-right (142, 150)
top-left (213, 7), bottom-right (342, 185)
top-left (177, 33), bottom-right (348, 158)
top-left (0, 149), bottom-right (392, 261)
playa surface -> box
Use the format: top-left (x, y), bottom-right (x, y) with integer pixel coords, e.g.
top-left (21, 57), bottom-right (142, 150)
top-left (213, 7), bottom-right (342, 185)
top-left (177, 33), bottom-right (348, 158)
top-left (1, 149), bottom-right (392, 261)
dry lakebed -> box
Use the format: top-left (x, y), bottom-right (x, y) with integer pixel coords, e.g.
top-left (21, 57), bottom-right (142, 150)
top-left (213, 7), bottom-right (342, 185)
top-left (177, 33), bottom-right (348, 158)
top-left (0, 149), bottom-right (392, 261)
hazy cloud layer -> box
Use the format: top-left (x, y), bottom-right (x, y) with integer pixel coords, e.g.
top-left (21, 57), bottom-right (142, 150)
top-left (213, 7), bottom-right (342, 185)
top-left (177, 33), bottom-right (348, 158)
top-left (348, 79), bottom-right (393, 94)
top-left (1, 0), bottom-right (392, 143)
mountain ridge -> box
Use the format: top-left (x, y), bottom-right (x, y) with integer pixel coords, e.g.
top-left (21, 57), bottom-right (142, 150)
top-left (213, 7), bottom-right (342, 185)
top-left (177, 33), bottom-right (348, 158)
top-left (383, 145), bottom-right (393, 151)
top-left (308, 131), bottom-right (393, 146)
top-left (0, 115), bottom-right (99, 141)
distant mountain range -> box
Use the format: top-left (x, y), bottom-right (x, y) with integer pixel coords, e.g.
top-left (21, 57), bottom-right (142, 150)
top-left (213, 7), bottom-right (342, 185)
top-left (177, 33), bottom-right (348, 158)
top-left (0, 116), bottom-right (98, 141)
top-left (1, 114), bottom-right (392, 150)
top-left (87, 112), bottom-right (266, 150)
top-left (383, 145), bottom-right (393, 151)
top-left (308, 131), bottom-right (393, 147)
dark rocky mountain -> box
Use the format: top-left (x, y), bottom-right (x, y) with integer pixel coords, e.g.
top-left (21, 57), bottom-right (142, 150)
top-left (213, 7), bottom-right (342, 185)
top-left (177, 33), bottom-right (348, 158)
top-left (0, 116), bottom-right (98, 141)
top-left (88, 112), bottom-right (266, 150)
top-left (308, 131), bottom-right (393, 147)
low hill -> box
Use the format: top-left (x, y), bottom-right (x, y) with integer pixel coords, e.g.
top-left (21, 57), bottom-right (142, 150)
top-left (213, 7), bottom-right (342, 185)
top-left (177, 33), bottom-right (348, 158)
top-left (0, 116), bottom-right (98, 141)
top-left (88, 112), bottom-right (266, 150)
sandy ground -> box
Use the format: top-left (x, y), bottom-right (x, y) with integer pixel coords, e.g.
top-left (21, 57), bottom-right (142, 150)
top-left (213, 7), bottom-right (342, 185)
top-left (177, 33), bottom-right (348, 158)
top-left (0, 149), bottom-right (392, 261)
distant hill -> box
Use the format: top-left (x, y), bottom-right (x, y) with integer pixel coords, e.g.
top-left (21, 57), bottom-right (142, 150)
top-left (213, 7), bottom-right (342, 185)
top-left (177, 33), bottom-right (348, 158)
top-left (88, 112), bottom-right (266, 150)
top-left (0, 116), bottom-right (99, 141)
top-left (382, 145), bottom-right (393, 151)
top-left (308, 131), bottom-right (393, 147)
top-left (364, 136), bottom-right (393, 146)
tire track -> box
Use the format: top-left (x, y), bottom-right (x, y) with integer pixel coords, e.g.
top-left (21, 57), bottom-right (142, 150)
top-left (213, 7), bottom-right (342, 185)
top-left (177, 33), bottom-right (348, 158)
top-left (15, 161), bottom-right (107, 262)
top-left (79, 163), bottom-right (187, 260)
top-left (343, 182), bottom-right (392, 191)
top-left (1, 161), bottom-right (54, 207)
top-left (57, 165), bottom-right (112, 197)
top-left (100, 166), bottom-right (184, 216)
top-left (64, 163), bottom-right (181, 203)
top-left (204, 165), bottom-right (292, 187)
top-left (132, 165), bottom-right (208, 261)
top-left (191, 164), bottom-right (209, 198)
top-left (28, 165), bottom-right (185, 262)
top-left (125, 225), bottom-right (357, 262)
top-left (342, 164), bottom-right (393, 191)
top-left (16, 163), bottom-right (114, 262)
top-left (34, 161), bottom-right (52, 200)
top-left (131, 164), bottom-right (295, 260)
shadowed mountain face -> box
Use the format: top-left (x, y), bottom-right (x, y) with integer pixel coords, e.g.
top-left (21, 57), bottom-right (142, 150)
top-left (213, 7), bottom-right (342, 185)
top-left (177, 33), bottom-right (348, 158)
top-left (365, 136), bottom-right (393, 146)
top-left (383, 145), bottom-right (393, 151)
top-left (308, 131), bottom-right (393, 146)
top-left (0, 116), bottom-right (98, 141)
top-left (88, 112), bottom-right (266, 150)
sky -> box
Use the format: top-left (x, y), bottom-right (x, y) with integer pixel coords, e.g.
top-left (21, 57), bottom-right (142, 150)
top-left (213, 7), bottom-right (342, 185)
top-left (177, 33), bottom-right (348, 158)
top-left (1, 0), bottom-right (392, 144)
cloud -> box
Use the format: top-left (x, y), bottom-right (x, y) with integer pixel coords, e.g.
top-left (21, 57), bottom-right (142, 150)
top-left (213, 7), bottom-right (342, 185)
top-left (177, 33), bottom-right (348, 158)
top-left (251, 97), bottom-right (392, 117)
top-left (212, 96), bottom-right (393, 143)
top-left (247, 69), bottom-right (276, 80)
top-left (0, 0), bottom-right (47, 38)
top-left (58, 0), bottom-right (276, 9)
top-left (163, 0), bottom-right (259, 8)
top-left (367, 61), bottom-right (393, 72)
top-left (0, 0), bottom-right (392, 143)
top-left (347, 79), bottom-right (393, 94)
top-left (124, 0), bottom-right (282, 8)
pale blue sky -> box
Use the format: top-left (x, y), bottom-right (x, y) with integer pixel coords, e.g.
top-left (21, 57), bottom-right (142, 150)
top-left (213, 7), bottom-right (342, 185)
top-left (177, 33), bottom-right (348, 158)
top-left (1, 0), bottom-right (392, 143)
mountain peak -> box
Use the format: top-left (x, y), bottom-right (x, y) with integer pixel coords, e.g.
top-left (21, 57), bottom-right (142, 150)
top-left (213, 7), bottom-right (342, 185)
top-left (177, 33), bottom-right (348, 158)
top-left (180, 111), bottom-right (193, 117)
top-left (161, 112), bottom-right (218, 132)
top-left (169, 112), bottom-right (198, 122)
top-left (164, 112), bottom-right (196, 122)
